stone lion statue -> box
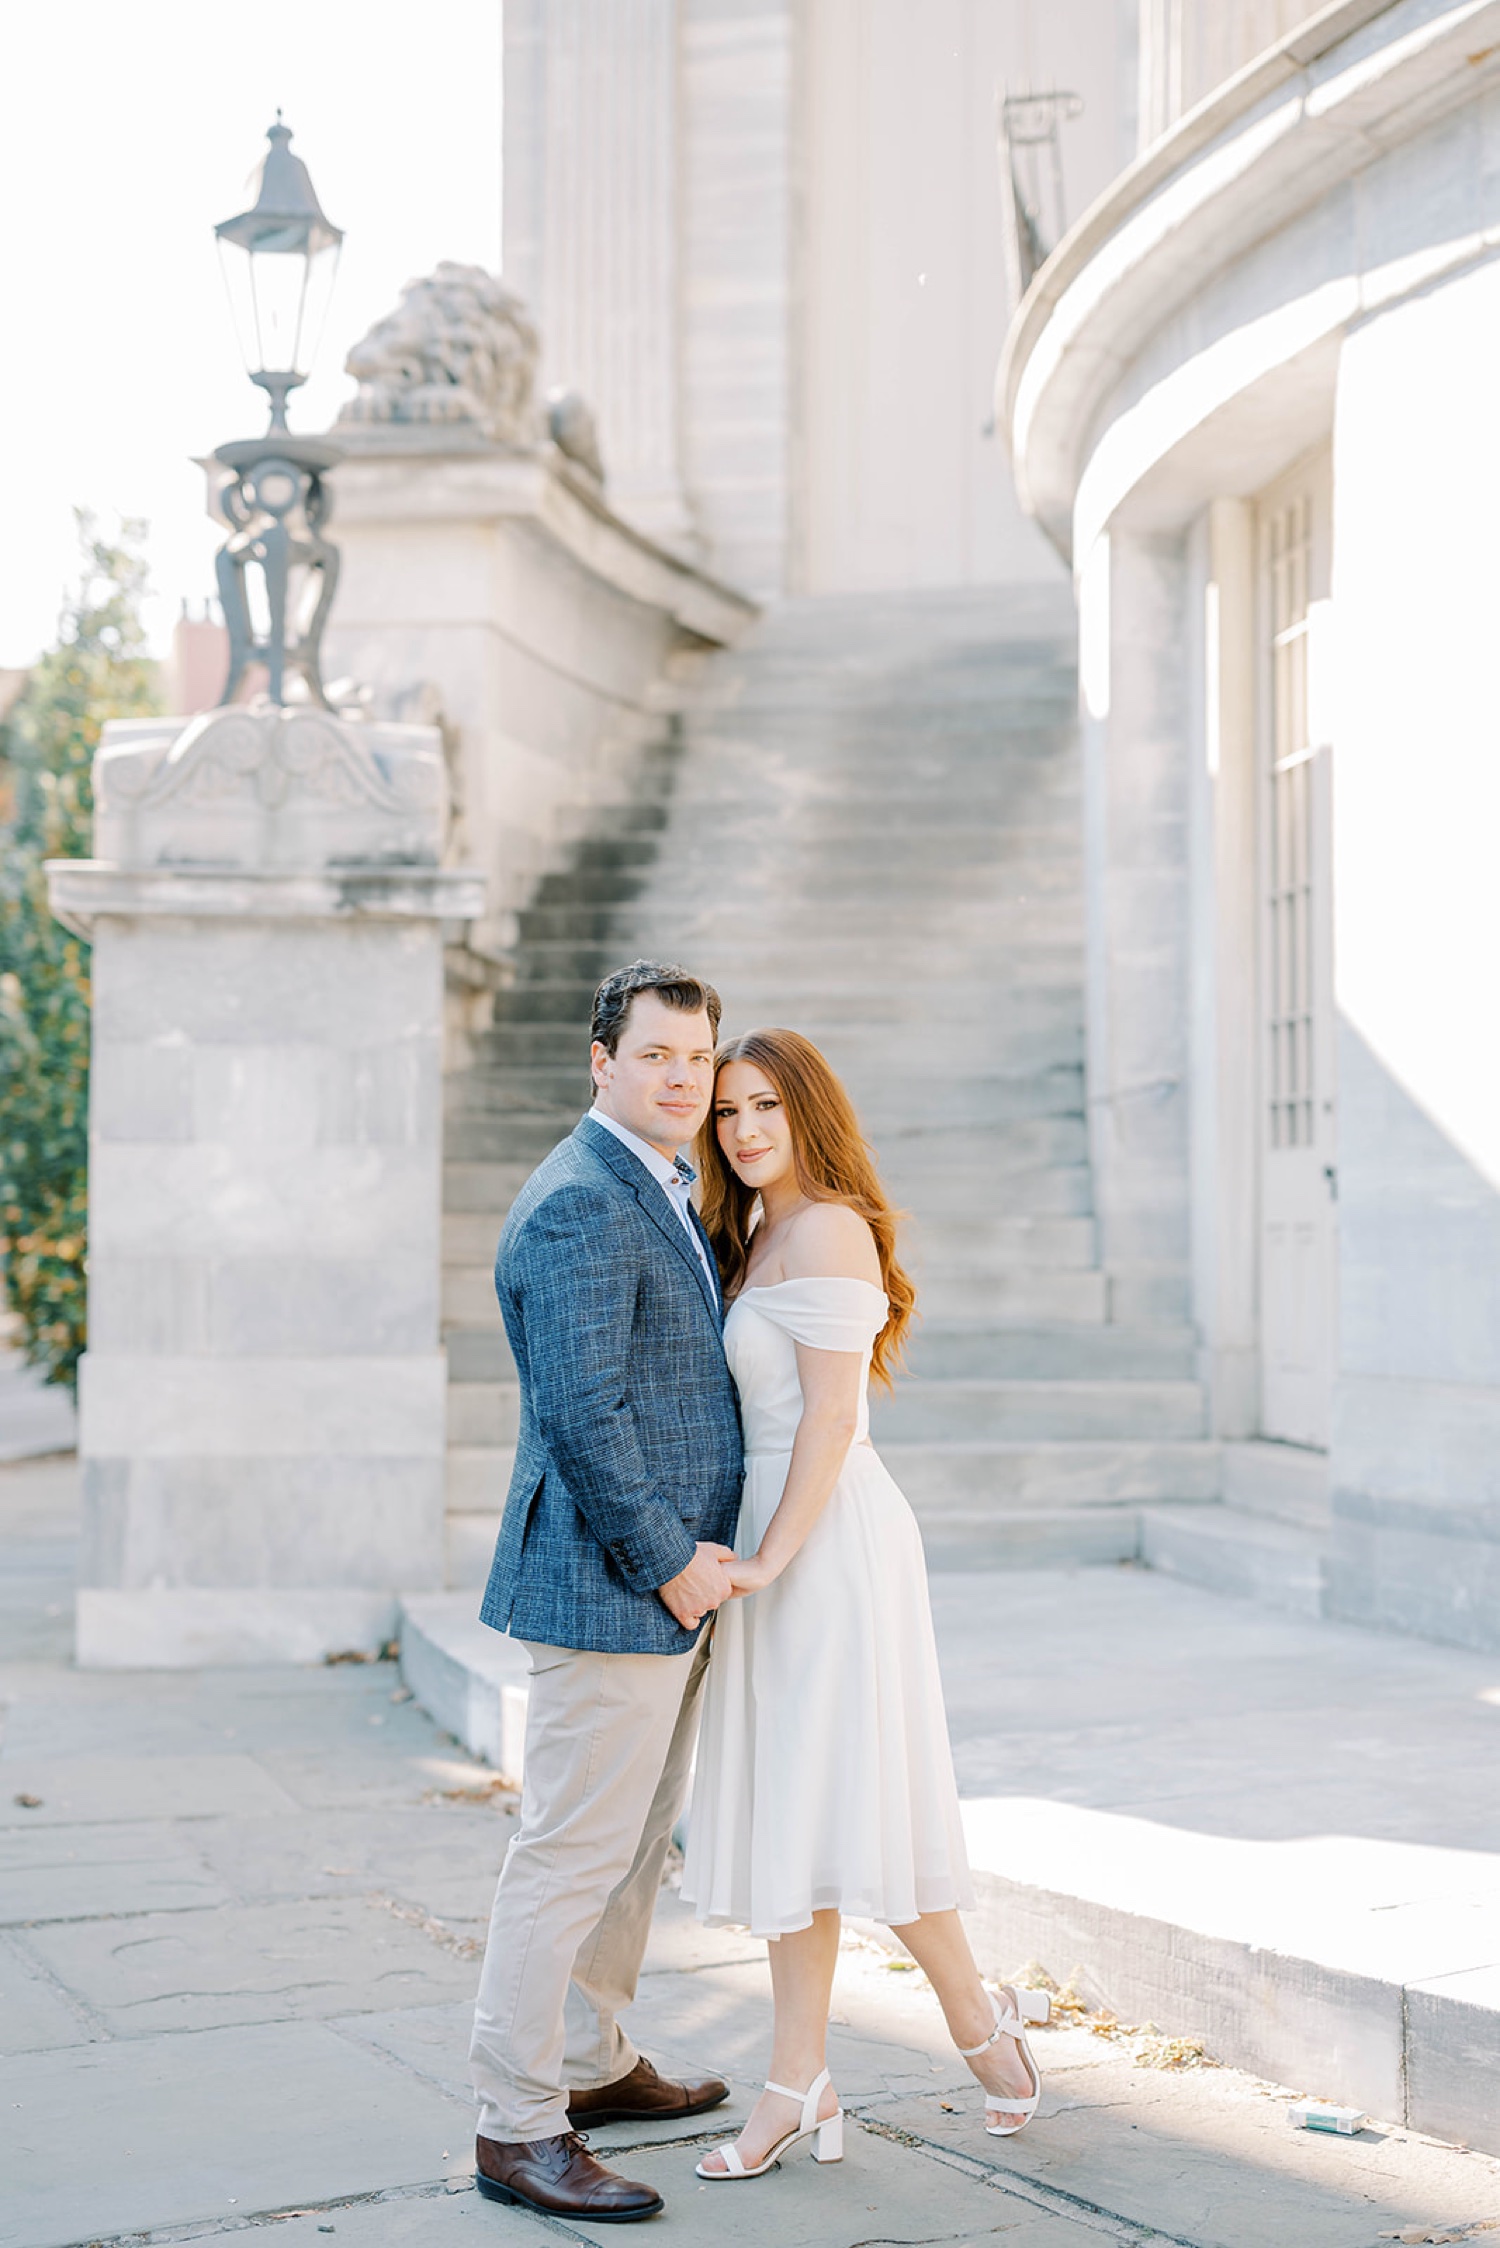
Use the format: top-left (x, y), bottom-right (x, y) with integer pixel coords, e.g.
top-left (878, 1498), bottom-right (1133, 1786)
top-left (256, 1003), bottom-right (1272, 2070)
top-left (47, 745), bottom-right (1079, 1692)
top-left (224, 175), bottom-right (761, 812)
top-left (339, 263), bottom-right (541, 444)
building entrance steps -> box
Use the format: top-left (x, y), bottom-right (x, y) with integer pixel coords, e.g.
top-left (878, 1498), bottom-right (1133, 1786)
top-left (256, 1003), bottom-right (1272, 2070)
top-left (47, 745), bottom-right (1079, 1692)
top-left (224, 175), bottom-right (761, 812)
top-left (1143, 1443), bottom-right (1333, 1616)
top-left (399, 1560), bottom-right (1500, 2156)
top-left (438, 587), bottom-right (1217, 1576)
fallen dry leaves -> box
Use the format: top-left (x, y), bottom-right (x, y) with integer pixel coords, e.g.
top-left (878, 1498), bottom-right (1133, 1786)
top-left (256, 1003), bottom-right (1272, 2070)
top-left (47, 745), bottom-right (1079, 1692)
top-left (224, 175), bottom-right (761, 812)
top-left (1003, 1962), bottom-right (1219, 2071)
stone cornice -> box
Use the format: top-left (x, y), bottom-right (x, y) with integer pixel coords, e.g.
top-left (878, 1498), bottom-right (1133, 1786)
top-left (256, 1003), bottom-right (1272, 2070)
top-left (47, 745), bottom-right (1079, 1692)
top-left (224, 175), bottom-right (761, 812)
top-left (325, 441), bottom-right (760, 648)
top-left (999, 0), bottom-right (1500, 560)
top-left (45, 861), bottom-right (487, 938)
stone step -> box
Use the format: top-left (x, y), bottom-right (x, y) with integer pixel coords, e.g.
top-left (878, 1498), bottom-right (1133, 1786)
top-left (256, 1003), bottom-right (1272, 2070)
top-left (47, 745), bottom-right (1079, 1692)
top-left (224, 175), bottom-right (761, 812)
top-left (681, 792), bottom-right (1083, 834)
top-left (448, 1445), bottom-right (516, 1513)
top-left (436, 1501), bottom-right (1152, 1591)
top-left (905, 1269), bottom-right (1107, 1322)
top-left (904, 1215), bottom-right (1096, 1273)
top-left (902, 1323), bottom-right (1196, 1380)
top-left (1222, 1439), bottom-right (1330, 1529)
top-left (889, 1166), bottom-right (1093, 1217)
top-left (444, 1071), bottom-right (591, 1119)
top-left (491, 983), bottom-right (613, 1024)
top-left (441, 1434), bottom-right (1219, 1519)
top-left (447, 1381), bottom-right (518, 1447)
top-left (440, 1369), bottom-right (1205, 1447)
top-left (708, 979), bottom-right (1087, 1024)
top-left (875, 1117), bottom-right (1090, 1171)
top-left (448, 1328), bottom-right (517, 1384)
top-left (514, 898), bottom-right (1078, 944)
top-left (444, 1268), bottom-right (506, 1326)
top-left (686, 697), bottom-right (1077, 733)
top-left (443, 1115), bottom-right (577, 1165)
top-left (622, 827), bottom-right (1084, 870)
top-left (870, 1379), bottom-right (1207, 1444)
top-left (553, 797), bottom-right (671, 839)
top-left (568, 835), bottom-right (664, 872)
top-left (471, 1014), bottom-right (1086, 1077)
top-left (501, 936), bottom-right (1085, 991)
top-left (444, 1160), bottom-right (538, 1212)
top-left (440, 1150), bottom-right (1097, 1222)
top-left (440, 1341), bottom-right (1202, 1441)
top-left (448, 1062), bottom-right (1084, 1131)
top-left (446, 1512), bottom-right (506, 1593)
top-left (917, 1505), bottom-right (1144, 1571)
top-left (878, 1438), bottom-right (1220, 1510)
top-left (1139, 1504), bottom-right (1326, 1618)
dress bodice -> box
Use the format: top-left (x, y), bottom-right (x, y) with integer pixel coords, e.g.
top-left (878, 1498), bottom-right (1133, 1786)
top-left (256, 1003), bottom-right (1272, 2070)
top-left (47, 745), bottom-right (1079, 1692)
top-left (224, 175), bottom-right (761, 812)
top-left (723, 1277), bottom-right (889, 1454)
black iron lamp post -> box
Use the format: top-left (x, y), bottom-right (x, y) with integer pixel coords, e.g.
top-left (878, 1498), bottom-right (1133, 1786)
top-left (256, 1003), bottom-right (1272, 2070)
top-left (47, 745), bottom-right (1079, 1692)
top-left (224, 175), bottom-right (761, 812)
top-left (212, 116), bottom-right (344, 708)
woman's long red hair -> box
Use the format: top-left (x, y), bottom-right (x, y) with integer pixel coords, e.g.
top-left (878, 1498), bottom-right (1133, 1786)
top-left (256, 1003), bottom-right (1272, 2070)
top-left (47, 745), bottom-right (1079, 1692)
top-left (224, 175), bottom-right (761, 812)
top-left (695, 1027), bottom-right (915, 1388)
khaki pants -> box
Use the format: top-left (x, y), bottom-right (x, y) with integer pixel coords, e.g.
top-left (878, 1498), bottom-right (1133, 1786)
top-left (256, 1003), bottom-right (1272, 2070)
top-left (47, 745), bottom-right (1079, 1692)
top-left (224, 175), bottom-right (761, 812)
top-left (469, 1632), bottom-right (709, 2142)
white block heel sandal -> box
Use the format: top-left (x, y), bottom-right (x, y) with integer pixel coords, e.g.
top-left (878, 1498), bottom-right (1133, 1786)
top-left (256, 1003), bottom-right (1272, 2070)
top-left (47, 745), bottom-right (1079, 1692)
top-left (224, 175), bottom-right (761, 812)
top-left (958, 1985), bottom-right (1048, 2138)
top-left (695, 2067), bottom-right (845, 2179)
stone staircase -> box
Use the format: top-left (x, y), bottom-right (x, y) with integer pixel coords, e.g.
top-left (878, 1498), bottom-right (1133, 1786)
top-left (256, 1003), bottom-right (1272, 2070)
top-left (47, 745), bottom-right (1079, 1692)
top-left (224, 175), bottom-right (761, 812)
top-left (1142, 1438), bottom-right (1330, 1615)
top-left (439, 588), bottom-right (1219, 1588)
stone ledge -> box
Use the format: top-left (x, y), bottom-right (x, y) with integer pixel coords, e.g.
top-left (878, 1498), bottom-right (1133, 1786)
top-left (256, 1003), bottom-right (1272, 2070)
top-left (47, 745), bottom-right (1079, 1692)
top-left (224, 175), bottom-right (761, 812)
top-left (398, 1591), bottom-right (530, 1780)
top-left (47, 861), bottom-right (487, 934)
top-left (330, 440), bottom-right (759, 650)
top-left (397, 1590), bottom-right (1500, 2153)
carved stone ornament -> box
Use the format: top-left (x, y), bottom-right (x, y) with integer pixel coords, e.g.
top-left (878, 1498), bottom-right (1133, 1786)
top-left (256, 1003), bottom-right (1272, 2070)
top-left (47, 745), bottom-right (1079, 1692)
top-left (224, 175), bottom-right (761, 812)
top-left (94, 708), bottom-right (447, 874)
top-left (338, 262), bottom-right (541, 445)
top-left (546, 387), bottom-right (606, 485)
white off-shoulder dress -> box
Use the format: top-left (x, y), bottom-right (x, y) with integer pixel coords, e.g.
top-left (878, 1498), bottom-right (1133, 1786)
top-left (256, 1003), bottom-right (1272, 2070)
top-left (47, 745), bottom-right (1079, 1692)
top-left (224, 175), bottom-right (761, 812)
top-left (680, 1277), bottom-right (974, 1937)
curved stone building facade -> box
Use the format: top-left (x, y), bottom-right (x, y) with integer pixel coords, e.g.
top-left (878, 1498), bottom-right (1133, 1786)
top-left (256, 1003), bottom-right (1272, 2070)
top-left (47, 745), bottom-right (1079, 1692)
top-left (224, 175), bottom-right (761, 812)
top-left (1002, 0), bottom-right (1500, 1646)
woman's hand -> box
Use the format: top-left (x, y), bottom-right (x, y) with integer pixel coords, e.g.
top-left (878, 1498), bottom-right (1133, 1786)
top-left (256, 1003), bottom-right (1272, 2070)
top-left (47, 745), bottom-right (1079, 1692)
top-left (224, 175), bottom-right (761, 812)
top-left (726, 1552), bottom-right (777, 1597)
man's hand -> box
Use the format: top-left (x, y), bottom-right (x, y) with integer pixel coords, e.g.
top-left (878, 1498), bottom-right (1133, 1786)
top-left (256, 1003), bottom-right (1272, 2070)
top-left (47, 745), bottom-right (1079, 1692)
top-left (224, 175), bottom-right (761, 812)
top-left (658, 1542), bottom-right (737, 1630)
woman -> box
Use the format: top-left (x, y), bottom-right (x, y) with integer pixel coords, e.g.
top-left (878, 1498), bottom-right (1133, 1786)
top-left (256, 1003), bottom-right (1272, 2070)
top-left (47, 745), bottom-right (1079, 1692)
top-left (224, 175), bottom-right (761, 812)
top-left (680, 1028), bottom-right (1046, 2182)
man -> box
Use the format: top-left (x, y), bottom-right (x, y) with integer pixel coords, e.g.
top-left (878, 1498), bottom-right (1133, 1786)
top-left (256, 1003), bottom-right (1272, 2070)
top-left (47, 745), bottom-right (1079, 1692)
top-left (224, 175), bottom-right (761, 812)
top-left (469, 959), bottom-right (744, 2223)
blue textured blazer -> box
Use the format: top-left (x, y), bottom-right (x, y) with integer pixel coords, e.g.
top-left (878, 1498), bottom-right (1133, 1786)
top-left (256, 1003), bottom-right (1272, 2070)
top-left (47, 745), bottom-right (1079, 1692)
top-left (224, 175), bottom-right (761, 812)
top-left (479, 1114), bottom-right (744, 1655)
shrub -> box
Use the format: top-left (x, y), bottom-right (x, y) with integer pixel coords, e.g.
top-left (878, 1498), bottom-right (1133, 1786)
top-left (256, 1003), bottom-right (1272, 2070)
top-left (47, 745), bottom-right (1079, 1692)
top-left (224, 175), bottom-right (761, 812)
top-left (0, 515), bottom-right (160, 1389)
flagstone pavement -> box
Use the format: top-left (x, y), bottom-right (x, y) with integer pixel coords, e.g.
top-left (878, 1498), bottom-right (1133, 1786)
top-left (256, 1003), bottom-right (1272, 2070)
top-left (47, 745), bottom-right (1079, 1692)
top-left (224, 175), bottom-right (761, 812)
top-left (3, 1453), bottom-right (1499, 2248)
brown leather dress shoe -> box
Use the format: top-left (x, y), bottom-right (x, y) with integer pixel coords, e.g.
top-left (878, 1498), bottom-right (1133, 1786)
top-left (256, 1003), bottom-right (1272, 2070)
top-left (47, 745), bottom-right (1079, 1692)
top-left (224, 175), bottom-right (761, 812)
top-left (567, 2053), bottom-right (730, 2128)
top-left (474, 2131), bottom-right (663, 2222)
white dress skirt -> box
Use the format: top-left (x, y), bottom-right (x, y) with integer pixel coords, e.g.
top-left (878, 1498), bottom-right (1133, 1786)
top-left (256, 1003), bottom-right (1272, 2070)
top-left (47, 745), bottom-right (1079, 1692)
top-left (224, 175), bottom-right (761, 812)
top-left (680, 1277), bottom-right (974, 1937)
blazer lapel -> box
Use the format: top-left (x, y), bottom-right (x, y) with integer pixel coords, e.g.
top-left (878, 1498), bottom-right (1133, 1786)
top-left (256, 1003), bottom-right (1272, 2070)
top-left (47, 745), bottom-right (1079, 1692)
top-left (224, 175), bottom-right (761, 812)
top-left (577, 1116), bottom-right (723, 1325)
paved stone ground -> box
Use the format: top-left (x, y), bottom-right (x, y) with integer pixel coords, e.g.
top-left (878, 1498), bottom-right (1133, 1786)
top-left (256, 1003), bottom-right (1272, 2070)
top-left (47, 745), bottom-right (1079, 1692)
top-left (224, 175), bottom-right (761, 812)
top-left (5, 1456), bottom-right (1500, 2248)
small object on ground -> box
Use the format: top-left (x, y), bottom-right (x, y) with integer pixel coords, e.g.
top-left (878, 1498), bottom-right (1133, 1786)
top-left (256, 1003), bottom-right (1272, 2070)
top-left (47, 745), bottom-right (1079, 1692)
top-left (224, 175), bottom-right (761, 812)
top-left (13, 1793), bottom-right (42, 1808)
top-left (324, 1648), bottom-right (375, 1665)
top-left (1288, 2098), bottom-right (1367, 2134)
top-left (390, 1685), bottom-right (413, 1702)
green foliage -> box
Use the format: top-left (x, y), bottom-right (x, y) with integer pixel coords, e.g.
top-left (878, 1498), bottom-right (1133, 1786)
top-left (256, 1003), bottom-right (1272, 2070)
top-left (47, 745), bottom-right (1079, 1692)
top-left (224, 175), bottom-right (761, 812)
top-left (0, 514), bottom-right (161, 1389)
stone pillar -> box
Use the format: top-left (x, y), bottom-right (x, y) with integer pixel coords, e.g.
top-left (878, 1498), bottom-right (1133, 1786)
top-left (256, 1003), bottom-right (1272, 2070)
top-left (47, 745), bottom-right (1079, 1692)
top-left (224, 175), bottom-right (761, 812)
top-left (48, 707), bottom-right (485, 1667)
top-left (1078, 527), bottom-right (1193, 1327)
top-left (504, 0), bottom-right (695, 549)
top-left (1187, 501), bottom-right (1260, 1432)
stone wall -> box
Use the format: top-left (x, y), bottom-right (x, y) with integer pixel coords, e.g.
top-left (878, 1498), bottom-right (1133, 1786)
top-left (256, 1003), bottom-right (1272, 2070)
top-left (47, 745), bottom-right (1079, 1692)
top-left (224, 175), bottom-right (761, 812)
top-left (1323, 251), bottom-right (1500, 1647)
top-left (320, 428), bottom-right (756, 1053)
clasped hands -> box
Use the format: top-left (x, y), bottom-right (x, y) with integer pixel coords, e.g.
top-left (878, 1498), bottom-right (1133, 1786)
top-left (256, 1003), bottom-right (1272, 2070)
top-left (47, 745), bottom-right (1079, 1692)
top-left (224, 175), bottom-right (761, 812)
top-left (658, 1542), bottom-right (777, 1628)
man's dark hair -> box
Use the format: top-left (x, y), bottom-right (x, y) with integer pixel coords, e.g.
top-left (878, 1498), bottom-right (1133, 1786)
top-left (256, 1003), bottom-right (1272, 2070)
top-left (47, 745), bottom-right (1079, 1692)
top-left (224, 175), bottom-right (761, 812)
top-left (591, 960), bottom-right (722, 1056)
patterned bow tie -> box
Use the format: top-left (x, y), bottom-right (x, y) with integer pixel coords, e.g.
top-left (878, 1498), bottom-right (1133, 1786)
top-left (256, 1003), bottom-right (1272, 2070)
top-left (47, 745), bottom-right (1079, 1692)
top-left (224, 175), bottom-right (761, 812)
top-left (672, 1154), bottom-right (697, 1186)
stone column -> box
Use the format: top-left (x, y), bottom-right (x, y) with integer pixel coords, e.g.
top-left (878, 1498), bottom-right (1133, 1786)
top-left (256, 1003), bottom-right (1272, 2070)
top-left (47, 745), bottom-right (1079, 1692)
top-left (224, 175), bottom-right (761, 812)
top-left (1187, 501), bottom-right (1260, 1433)
top-left (1078, 527), bottom-right (1193, 1328)
top-left (504, 0), bottom-right (695, 548)
top-left (48, 707), bottom-right (485, 1667)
